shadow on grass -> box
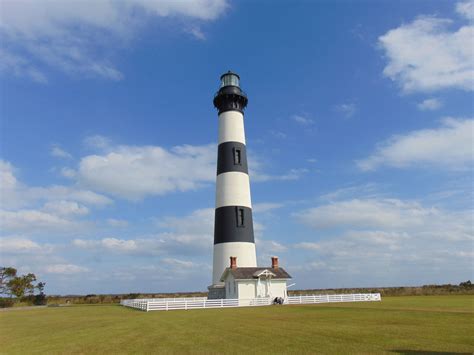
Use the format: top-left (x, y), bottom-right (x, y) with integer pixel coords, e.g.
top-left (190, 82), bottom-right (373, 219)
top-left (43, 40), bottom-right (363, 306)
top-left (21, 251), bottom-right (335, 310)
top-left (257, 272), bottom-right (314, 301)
top-left (391, 350), bottom-right (472, 355)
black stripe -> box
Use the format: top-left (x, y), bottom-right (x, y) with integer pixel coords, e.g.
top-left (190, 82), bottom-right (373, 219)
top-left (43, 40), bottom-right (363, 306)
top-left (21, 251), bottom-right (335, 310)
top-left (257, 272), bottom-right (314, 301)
top-left (217, 141), bottom-right (248, 175)
top-left (214, 206), bottom-right (254, 244)
top-left (213, 86), bottom-right (248, 115)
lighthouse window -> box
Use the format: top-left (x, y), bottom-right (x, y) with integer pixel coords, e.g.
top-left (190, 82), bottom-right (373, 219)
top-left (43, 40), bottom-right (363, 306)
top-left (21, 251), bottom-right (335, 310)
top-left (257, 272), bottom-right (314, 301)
top-left (233, 148), bottom-right (242, 165)
top-left (221, 74), bottom-right (240, 88)
top-left (236, 208), bottom-right (245, 227)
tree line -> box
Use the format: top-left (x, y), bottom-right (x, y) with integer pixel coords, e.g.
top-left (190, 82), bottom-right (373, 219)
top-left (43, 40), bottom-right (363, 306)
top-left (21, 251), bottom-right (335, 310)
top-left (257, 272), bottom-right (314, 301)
top-left (0, 267), bottom-right (46, 307)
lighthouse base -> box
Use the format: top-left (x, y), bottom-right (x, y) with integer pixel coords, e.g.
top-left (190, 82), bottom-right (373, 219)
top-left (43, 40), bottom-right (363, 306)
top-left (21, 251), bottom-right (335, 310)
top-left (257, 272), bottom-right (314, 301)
top-left (212, 242), bottom-right (257, 285)
top-left (207, 284), bottom-right (225, 299)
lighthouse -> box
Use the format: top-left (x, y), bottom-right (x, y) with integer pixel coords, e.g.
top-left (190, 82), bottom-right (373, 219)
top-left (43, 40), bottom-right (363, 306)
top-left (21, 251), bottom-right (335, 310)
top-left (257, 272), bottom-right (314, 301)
top-left (208, 71), bottom-right (257, 299)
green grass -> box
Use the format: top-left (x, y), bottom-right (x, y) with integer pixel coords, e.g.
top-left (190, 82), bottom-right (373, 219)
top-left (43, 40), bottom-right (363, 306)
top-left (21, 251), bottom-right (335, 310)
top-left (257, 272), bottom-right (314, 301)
top-left (1, 295), bottom-right (473, 354)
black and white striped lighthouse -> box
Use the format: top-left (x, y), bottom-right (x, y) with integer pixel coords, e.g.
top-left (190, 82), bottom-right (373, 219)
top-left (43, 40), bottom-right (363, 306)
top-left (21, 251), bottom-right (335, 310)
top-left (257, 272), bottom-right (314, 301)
top-left (208, 71), bottom-right (257, 297)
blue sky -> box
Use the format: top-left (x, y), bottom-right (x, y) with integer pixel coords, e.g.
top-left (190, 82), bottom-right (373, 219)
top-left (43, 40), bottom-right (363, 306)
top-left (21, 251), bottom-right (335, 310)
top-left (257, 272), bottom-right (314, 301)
top-left (1, 0), bottom-right (473, 295)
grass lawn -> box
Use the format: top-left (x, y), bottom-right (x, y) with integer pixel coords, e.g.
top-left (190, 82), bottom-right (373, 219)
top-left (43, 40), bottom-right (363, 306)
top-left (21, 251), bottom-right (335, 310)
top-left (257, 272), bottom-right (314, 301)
top-left (1, 295), bottom-right (473, 354)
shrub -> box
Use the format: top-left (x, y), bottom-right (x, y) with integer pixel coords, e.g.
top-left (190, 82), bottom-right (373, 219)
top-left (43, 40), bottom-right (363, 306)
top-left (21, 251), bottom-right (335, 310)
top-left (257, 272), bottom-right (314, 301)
top-left (33, 294), bottom-right (47, 305)
top-left (0, 298), bottom-right (15, 308)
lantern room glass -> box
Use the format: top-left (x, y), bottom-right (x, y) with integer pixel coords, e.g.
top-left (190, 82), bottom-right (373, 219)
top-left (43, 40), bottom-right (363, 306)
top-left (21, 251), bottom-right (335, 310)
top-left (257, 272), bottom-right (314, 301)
top-left (220, 73), bottom-right (240, 88)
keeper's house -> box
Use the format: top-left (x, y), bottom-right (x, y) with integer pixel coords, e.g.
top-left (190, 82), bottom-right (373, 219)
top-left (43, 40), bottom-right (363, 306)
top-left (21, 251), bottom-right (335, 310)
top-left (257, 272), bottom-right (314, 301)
top-left (220, 256), bottom-right (292, 299)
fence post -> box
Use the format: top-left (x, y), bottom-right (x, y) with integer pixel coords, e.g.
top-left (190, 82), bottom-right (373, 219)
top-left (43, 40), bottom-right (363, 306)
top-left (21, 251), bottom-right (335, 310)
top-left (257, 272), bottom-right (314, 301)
top-left (299, 295), bottom-right (302, 304)
top-left (166, 300), bottom-right (168, 311)
top-left (185, 299), bottom-right (188, 311)
top-left (146, 301), bottom-right (149, 312)
top-left (221, 299), bottom-right (224, 308)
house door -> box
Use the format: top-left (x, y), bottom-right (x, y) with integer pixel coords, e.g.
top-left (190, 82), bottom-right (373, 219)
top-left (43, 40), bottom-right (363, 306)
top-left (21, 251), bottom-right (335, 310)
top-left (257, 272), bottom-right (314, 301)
top-left (257, 277), bottom-right (270, 298)
top-left (257, 278), bottom-right (265, 297)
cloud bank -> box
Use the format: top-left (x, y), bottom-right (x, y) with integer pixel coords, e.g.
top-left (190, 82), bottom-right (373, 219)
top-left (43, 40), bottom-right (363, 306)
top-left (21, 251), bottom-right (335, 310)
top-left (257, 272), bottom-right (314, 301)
top-left (357, 118), bottom-right (473, 171)
top-left (379, 2), bottom-right (474, 93)
top-left (0, 0), bottom-right (228, 81)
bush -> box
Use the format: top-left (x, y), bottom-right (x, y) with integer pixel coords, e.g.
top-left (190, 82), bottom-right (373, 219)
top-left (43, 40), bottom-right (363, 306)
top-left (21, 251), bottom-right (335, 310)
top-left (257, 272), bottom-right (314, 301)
top-left (0, 298), bottom-right (15, 308)
top-left (459, 280), bottom-right (472, 288)
top-left (33, 294), bottom-right (47, 305)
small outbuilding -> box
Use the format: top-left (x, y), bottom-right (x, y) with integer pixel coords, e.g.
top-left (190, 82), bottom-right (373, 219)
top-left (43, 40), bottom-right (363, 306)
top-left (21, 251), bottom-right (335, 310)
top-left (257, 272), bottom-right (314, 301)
top-left (220, 256), bottom-right (292, 299)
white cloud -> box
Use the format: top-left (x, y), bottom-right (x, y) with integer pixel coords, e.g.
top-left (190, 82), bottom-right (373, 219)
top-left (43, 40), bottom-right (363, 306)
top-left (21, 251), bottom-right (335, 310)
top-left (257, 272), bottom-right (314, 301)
top-left (73, 208), bottom-right (214, 257)
top-left (295, 198), bottom-right (429, 230)
top-left (60, 167), bottom-right (77, 179)
top-left (83, 135), bottom-right (112, 150)
top-left (379, 8), bottom-right (474, 93)
top-left (1, 159), bottom-right (112, 209)
top-left (72, 238), bottom-right (138, 253)
top-left (102, 237), bottom-right (138, 252)
top-left (185, 26), bottom-right (206, 40)
top-left (162, 258), bottom-right (196, 268)
top-left (0, 160), bottom-right (112, 235)
top-left (256, 239), bottom-right (287, 254)
top-left (345, 230), bottom-right (410, 250)
top-left (278, 168), bottom-right (309, 181)
top-left (45, 264), bottom-right (89, 274)
top-left (0, 209), bottom-right (81, 233)
top-left (251, 166), bottom-right (308, 182)
top-left (0, 237), bottom-right (54, 254)
top-left (334, 103), bottom-right (356, 118)
top-left (157, 208), bottom-right (214, 235)
top-left (294, 197), bottom-right (472, 242)
top-left (0, 160), bottom-right (17, 191)
top-left (270, 130), bottom-right (287, 139)
top-left (292, 114), bottom-right (314, 125)
top-left (356, 118), bottom-right (473, 171)
top-left (294, 242), bottom-right (321, 251)
top-left (32, 186), bottom-right (112, 207)
top-left (290, 189), bottom-right (473, 286)
top-left (43, 200), bottom-right (89, 216)
top-left (253, 203), bottom-right (284, 213)
top-left (50, 145), bottom-right (72, 159)
top-left (319, 183), bottom-right (379, 202)
top-left (107, 218), bottom-right (129, 228)
top-left (76, 137), bottom-right (305, 199)
top-left (77, 142), bottom-right (216, 200)
top-left (0, 0), bottom-right (228, 81)
top-left (417, 98), bottom-right (443, 111)
top-left (73, 233), bottom-right (211, 257)
top-left (457, 0), bottom-right (474, 20)
top-left (0, 49), bottom-right (47, 83)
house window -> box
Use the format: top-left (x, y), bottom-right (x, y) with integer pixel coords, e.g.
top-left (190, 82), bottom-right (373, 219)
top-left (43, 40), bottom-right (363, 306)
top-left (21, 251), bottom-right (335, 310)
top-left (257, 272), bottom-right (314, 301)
top-left (233, 148), bottom-right (242, 165)
top-left (236, 207), bottom-right (245, 227)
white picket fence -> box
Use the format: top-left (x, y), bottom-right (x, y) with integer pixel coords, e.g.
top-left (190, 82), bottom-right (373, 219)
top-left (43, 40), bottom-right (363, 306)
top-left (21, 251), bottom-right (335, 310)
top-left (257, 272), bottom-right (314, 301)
top-left (286, 293), bottom-right (381, 305)
top-left (120, 293), bottom-right (381, 312)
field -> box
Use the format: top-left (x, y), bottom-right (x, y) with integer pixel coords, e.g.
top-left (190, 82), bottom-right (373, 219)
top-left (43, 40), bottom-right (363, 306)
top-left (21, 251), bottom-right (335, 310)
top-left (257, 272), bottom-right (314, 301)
top-left (1, 295), bottom-right (473, 354)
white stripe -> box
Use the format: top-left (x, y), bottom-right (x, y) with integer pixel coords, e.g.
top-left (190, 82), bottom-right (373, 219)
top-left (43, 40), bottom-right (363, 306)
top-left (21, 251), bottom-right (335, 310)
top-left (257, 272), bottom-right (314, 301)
top-left (215, 172), bottom-right (252, 209)
top-left (212, 242), bottom-right (257, 285)
top-left (218, 111), bottom-right (246, 145)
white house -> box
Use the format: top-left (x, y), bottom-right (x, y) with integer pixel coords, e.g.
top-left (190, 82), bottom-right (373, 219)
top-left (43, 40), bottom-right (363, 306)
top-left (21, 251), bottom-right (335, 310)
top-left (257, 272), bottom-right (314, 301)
top-left (219, 256), bottom-right (292, 300)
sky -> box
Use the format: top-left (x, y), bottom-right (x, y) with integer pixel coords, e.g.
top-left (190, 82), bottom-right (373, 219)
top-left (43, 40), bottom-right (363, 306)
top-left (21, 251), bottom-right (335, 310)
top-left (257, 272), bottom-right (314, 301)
top-left (0, 0), bottom-right (473, 295)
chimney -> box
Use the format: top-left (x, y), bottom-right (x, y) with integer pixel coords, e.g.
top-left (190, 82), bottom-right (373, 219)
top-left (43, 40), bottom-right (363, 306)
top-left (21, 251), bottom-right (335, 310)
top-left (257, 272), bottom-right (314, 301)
top-left (271, 256), bottom-right (279, 269)
top-left (230, 256), bottom-right (237, 269)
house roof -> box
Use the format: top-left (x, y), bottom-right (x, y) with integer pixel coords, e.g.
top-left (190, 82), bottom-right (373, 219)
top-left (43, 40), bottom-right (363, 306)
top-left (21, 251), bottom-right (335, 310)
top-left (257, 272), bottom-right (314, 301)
top-left (220, 267), bottom-right (292, 281)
